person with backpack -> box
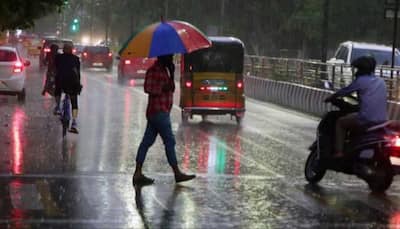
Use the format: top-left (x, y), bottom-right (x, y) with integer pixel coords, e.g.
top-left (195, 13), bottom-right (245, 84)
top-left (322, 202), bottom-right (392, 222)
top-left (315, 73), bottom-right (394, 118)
top-left (54, 43), bottom-right (82, 134)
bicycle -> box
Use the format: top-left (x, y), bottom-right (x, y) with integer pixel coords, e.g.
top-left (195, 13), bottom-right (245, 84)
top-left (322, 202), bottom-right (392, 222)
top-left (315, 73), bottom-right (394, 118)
top-left (60, 93), bottom-right (71, 137)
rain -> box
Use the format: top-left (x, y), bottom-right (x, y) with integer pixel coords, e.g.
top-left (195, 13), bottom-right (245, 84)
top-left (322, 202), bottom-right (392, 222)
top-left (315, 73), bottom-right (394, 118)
top-left (0, 0), bottom-right (400, 228)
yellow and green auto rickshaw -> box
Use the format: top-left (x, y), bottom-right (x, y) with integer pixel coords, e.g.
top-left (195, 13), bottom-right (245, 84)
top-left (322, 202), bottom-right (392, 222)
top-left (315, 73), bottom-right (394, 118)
top-left (180, 36), bottom-right (245, 125)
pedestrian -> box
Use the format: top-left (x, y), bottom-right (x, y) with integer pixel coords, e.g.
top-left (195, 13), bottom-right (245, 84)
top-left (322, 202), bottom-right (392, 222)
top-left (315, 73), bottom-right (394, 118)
top-left (133, 54), bottom-right (195, 185)
top-left (54, 43), bottom-right (82, 134)
top-left (42, 44), bottom-right (58, 96)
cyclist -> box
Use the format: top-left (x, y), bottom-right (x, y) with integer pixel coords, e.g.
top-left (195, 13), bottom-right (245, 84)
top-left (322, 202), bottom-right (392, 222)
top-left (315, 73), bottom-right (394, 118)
top-left (54, 44), bottom-right (82, 134)
top-left (42, 44), bottom-right (58, 96)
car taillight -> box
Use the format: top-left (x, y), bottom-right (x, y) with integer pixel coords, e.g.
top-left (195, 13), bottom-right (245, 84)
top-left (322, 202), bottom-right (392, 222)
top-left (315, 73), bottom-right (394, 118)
top-left (72, 48), bottom-right (77, 53)
top-left (44, 48), bottom-right (51, 53)
top-left (108, 52), bottom-right (112, 57)
top-left (124, 60), bottom-right (131, 65)
top-left (237, 81), bottom-right (243, 89)
top-left (83, 52), bottom-right (88, 57)
top-left (13, 62), bottom-right (23, 73)
top-left (185, 81), bottom-right (192, 88)
top-left (393, 136), bottom-right (400, 147)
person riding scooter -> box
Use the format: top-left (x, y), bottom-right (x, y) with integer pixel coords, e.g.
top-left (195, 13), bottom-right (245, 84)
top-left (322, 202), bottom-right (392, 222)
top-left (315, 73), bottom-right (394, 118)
top-left (324, 56), bottom-right (388, 158)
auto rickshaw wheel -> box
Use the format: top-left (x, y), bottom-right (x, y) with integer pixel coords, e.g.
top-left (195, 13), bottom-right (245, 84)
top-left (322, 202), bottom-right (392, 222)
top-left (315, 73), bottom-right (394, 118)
top-left (181, 111), bottom-right (189, 125)
top-left (235, 115), bottom-right (242, 125)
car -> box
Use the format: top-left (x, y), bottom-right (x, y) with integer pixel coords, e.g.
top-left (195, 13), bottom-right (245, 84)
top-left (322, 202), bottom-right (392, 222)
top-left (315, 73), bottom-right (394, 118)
top-left (327, 41), bottom-right (400, 86)
top-left (0, 46), bottom-right (30, 102)
top-left (329, 41), bottom-right (400, 66)
top-left (81, 46), bottom-right (113, 71)
top-left (73, 44), bottom-right (85, 57)
top-left (39, 37), bottom-right (74, 70)
top-left (117, 57), bottom-right (156, 83)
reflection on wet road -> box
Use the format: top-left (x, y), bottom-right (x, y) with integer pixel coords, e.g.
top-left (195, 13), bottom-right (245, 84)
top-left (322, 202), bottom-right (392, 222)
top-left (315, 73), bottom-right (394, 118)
top-left (0, 61), bottom-right (400, 228)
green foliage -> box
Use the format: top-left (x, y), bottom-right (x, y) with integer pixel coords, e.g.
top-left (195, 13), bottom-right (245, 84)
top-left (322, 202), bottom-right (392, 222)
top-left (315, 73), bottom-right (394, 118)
top-left (0, 0), bottom-right (64, 30)
top-left (34, 0), bottom-right (396, 59)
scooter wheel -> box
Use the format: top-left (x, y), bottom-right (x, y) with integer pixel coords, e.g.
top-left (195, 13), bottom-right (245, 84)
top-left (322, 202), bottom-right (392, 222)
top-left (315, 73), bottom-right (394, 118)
top-left (367, 169), bottom-right (393, 193)
top-left (305, 149), bottom-right (326, 184)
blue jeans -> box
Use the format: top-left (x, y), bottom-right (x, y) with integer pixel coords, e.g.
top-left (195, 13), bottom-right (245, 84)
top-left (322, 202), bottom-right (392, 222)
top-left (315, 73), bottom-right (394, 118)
top-left (136, 112), bottom-right (178, 166)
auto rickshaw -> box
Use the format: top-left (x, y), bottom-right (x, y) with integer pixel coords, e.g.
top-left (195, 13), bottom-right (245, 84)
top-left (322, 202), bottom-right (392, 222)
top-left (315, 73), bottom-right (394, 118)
top-left (180, 36), bottom-right (245, 125)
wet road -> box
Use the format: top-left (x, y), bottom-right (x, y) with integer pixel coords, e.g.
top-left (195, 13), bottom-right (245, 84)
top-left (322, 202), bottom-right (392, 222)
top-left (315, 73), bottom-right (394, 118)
top-left (1, 59), bottom-right (400, 228)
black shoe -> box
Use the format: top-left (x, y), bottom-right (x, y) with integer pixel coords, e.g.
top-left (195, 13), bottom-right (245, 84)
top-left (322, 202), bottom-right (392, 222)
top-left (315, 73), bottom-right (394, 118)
top-left (69, 121), bottom-right (79, 134)
top-left (175, 173), bottom-right (196, 183)
top-left (133, 175), bottom-right (155, 186)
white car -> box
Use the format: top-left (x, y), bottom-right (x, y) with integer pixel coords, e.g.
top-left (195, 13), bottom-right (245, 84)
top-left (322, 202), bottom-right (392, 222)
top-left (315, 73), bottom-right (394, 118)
top-left (0, 46), bottom-right (30, 102)
top-left (327, 41), bottom-right (400, 87)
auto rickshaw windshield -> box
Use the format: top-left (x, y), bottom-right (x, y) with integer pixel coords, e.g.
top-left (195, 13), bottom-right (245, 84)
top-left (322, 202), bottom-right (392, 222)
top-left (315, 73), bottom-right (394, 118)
top-left (185, 44), bottom-right (244, 73)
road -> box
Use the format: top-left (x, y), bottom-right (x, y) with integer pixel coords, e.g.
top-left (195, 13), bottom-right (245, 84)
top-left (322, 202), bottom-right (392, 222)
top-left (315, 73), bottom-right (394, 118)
top-left (0, 58), bottom-right (400, 228)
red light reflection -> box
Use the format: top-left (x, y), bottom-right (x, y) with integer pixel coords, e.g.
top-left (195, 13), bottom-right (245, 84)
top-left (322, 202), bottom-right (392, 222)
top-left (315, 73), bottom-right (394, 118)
top-left (12, 109), bottom-right (25, 174)
top-left (197, 131), bottom-right (210, 173)
top-left (10, 180), bottom-right (26, 229)
top-left (182, 128), bottom-right (192, 170)
top-left (389, 212), bottom-right (400, 228)
top-left (232, 134), bottom-right (242, 176)
top-left (124, 89), bottom-right (131, 123)
top-left (182, 126), bottom-right (242, 175)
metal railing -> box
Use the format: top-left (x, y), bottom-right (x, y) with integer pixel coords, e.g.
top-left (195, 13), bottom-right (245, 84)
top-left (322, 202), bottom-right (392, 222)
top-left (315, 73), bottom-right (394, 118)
top-left (244, 55), bottom-right (400, 101)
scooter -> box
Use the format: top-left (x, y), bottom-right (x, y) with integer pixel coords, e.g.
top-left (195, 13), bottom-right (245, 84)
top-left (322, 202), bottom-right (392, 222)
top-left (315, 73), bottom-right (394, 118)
top-left (305, 95), bottom-right (400, 192)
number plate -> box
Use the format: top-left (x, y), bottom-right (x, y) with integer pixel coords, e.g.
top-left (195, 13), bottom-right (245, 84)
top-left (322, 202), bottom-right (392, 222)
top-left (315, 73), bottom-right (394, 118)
top-left (203, 94), bottom-right (225, 100)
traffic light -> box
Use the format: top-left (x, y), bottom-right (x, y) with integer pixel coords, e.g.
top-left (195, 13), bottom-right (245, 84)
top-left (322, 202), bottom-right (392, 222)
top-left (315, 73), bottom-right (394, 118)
top-left (70, 18), bottom-right (80, 33)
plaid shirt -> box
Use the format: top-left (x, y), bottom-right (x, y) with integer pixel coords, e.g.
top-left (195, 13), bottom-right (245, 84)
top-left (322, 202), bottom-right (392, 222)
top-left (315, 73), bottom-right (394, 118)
top-left (144, 60), bottom-right (174, 118)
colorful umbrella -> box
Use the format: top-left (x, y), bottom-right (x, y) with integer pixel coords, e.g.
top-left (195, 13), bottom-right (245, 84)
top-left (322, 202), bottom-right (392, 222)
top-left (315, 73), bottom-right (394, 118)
top-left (119, 20), bottom-right (211, 58)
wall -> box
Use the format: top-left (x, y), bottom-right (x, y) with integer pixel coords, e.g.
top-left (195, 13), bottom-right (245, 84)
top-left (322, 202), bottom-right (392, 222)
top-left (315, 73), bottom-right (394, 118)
top-left (244, 75), bottom-right (400, 120)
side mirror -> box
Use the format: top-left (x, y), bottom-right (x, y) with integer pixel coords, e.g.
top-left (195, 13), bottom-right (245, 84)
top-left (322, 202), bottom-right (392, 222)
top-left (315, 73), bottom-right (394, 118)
top-left (323, 80), bottom-right (333, 90)
top-left (37, 46), bottom-right (42, 50)
top-left (24, 60), bottom-right (31, 67)
top-left (115, 56), bottom-right (120, 60)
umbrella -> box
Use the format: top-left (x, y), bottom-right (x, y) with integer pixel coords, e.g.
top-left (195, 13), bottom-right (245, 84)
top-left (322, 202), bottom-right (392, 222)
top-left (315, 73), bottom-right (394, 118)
top-left (119, 20), bottom-right (211, 58)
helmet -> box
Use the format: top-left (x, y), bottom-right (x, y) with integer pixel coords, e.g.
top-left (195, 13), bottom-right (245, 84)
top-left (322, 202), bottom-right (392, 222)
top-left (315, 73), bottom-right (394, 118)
top-left (351, 56), bottom-right (376, 76)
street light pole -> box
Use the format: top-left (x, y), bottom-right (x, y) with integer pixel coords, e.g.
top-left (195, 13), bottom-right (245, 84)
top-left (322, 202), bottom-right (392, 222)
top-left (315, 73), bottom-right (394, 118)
top-left (165, 0), bottom-right (169, 19)
top-left (104, 0), bottom-right (112, 46)
top-left (391, 0), bottom-right (399, 79)
top-left (321, 0), bottom-right (330, 63)
top-left (90, 0), bottom-right (94, 44)
top-left (390, 0), bottom-right (399, 99)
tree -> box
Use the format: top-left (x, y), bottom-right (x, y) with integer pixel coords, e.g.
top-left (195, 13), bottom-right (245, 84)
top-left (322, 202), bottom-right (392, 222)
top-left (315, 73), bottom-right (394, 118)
top-left (0, 0), bottom-right (65, 30)
top-left (33, 0), bottom-right (397, 59)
